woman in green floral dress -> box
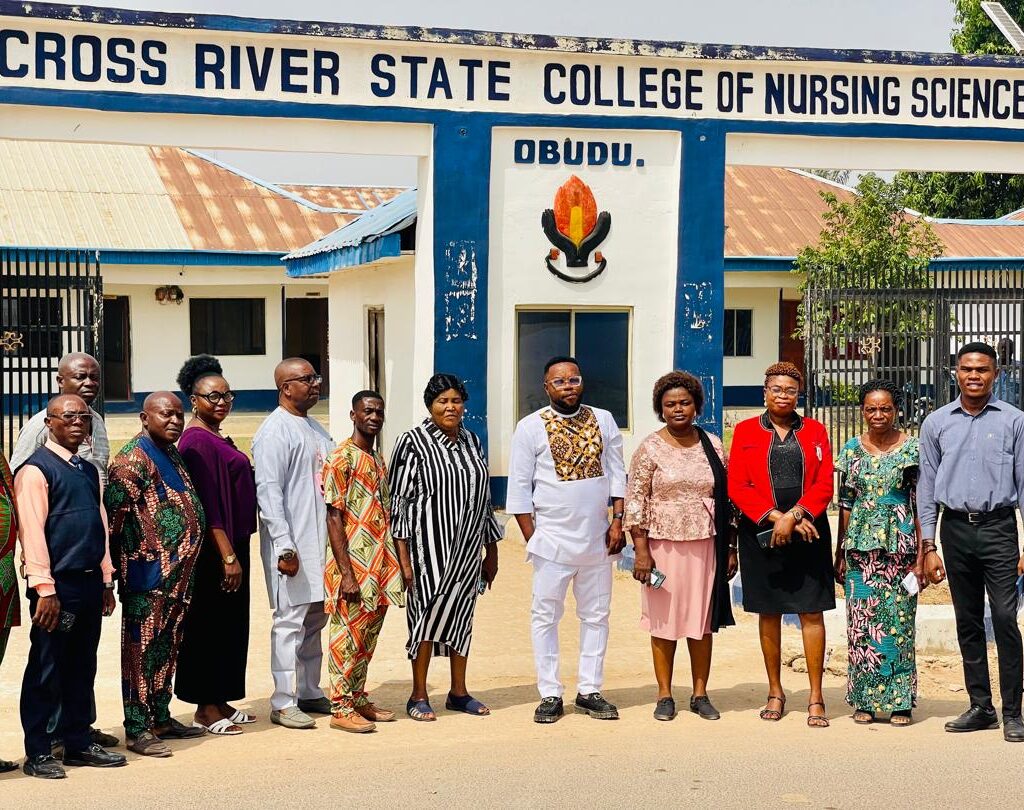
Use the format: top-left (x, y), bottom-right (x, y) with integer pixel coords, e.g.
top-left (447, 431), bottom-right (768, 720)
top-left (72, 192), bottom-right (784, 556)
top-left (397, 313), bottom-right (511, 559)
top-left (834, 380), bottom-right (926, 726)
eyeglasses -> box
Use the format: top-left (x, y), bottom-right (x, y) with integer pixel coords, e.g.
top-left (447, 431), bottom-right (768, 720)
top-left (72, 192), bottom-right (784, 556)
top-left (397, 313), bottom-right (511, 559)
top-left (767, 386), bottom-right (799, 397)
top-left (196, 391), bottom-right (236, 404)
top-left (47, 412), bottom-right (93, 424)
top-left (547, 376), bottom-right (583, 388)
top-left (281, 374), bottom-right (322, 387)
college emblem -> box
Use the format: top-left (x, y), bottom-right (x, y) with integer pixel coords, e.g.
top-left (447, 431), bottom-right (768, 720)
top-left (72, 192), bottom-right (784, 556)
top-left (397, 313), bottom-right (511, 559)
top-left (541, 175), bottom-right (611, 283)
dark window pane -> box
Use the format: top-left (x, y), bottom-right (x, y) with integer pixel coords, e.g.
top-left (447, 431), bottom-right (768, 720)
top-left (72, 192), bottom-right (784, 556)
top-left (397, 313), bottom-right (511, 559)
top-left (735, 309), bottom-right (752, 356)
top-left (573, 311), bottom-right (629, 428)
top-left (190, 298), bottom-right (266, 356)
top-left (724, 309), bottom-right (736, 356)
top-left (516, 311), bottom-right (570, 421)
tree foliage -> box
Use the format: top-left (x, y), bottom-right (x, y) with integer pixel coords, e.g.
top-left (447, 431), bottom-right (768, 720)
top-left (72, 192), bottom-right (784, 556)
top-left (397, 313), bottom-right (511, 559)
top-left (895, 2), bottom-right (1024, 218)
top-left (796, 174), bottom-right (944, 349)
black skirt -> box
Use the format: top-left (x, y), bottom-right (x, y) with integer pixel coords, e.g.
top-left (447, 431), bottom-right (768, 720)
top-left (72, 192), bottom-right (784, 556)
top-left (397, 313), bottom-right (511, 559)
top-left (738, 484), bottom-right (835, 615)
top-left (174, 535), bottom-right (251, 704)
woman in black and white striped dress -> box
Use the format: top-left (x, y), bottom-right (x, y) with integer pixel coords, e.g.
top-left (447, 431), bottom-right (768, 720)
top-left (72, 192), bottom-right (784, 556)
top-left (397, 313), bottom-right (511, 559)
top-left (389, 373), bottom-right (504, 721)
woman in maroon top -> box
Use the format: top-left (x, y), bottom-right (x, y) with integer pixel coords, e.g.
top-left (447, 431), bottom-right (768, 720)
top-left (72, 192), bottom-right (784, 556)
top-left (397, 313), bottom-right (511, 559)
top-left (174, 355), bottom-right (258, 735)
top-left (728, 362), bottom-right (835, 728)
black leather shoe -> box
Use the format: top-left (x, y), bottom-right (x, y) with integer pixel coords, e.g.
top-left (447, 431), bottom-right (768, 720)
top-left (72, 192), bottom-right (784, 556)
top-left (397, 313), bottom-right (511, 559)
top-left (944, 705), bottom-right (999, 733)
top-left (575, 692), bottom-right (619, 720)
top-left (90, 727), bottom-right (120, 748)
top-left (1003, 716), bottom-right (1024, 742)
top-left (534, 697), bottom-right (564, 724)
top-left (63, 743), bottom-right (128, 768)
top-left (0, 758), bottom-right (19, 774)
top-left (690, 695), bottom-right (721, 720)
top-left (653, 697), bottom-right (676, 721)
top-left (23, 754), bottom-right (66, 779)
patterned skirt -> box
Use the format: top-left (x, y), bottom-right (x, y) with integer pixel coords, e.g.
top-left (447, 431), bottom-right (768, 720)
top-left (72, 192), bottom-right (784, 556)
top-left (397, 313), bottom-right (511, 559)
top-left (844, 549), bottom-right (918, 712)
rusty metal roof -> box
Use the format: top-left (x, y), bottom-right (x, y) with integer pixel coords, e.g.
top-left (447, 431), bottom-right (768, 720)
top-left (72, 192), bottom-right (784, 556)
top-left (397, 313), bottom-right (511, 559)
top-left (726, 166), bottom-right (1024, 259)
top-left (0, 141), bottom-right (404, 253)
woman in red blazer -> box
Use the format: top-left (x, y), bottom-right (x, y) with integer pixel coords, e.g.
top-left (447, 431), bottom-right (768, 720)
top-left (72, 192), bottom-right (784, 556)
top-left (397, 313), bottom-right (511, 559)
top-left (728, 362), bottom-right (835, 728)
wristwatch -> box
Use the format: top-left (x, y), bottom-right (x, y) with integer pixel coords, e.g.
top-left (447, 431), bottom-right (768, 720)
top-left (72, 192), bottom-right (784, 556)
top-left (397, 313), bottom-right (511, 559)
top-left (103, 581), bottom-right (115, 591)
top-left (222, 553), bottom-right (237, 565)
top-left (278, 549), bottom-right (297, 562)
top-left (612, 512), bottom-right (624, 520)
top-left (789, 506), bottom-right (806, 522)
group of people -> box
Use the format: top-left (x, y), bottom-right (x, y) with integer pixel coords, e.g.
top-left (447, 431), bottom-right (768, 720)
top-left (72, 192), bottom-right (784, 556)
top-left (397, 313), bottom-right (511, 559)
top-left (0, 339), bottom-right (1022, 779)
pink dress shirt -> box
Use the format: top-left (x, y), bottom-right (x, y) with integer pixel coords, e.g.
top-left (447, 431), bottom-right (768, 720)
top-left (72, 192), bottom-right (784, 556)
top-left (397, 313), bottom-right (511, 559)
top-left (13, 439), bottom-right (113, 597)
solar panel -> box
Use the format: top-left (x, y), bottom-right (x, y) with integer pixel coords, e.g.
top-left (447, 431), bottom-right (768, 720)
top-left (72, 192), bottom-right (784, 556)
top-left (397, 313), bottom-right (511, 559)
top-left (981, 2), bottom-right (1024, 53)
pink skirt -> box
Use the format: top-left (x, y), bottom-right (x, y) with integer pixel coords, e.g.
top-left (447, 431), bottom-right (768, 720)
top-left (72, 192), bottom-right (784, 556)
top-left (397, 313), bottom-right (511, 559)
top-left (640, 537), bottom-right (716, 641)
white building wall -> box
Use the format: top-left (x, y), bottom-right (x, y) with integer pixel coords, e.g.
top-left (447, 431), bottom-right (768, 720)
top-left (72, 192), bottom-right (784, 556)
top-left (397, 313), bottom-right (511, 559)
top-left (488, 127), bottom-right (681, 473)
top-left (326, 258), bottom-right (416, 461)
top-left (103, 264), bottom-right (326, 395)
top-left (723, 287), bottom-right (780, 389)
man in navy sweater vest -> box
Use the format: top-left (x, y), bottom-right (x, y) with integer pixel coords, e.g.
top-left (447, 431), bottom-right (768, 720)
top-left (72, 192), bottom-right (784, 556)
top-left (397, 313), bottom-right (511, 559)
top-left (14, 394), bottom-right (126, 778)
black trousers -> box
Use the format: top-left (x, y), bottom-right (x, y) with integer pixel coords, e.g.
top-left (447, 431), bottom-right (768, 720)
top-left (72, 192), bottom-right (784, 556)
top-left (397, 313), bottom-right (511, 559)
top-left (20, 571), bottom-right (103, 758)
top-left (941, 512), bottom-right (1023, 719)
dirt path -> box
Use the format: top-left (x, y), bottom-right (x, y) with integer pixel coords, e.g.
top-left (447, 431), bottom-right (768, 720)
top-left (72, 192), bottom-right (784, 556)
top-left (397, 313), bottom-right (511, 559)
top-left (1, 528), bottom-right (1021, 808)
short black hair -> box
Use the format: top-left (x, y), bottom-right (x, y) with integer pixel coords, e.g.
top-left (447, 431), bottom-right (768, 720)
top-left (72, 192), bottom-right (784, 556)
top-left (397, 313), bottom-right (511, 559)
top-left (956, 342), bottom-right (997, 362)
top-left (423, 373), bottom-right (468, 408)
top-left (544, 356), bottom-right (580, 375)
top-left (176, 354), bottom-right (223, 395)
top-left (351, 389), bottom-right (384, 408)
top-left (652, 371), bottom-right (704, 418)
top-left (858, 378), bottom-right (902, 408)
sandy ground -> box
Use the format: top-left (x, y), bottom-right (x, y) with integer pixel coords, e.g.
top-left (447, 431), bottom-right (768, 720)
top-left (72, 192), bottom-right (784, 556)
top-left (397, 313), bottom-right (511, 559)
top-left (2, 521), bottom-right (1023, 810)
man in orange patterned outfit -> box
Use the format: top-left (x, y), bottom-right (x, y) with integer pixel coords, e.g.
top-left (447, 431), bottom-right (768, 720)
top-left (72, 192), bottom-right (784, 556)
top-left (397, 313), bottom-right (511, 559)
top-left (322, 390), bottom-right (404, 733)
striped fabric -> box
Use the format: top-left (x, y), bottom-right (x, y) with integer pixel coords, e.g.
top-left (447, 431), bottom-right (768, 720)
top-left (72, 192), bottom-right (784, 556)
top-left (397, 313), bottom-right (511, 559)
top-left (388, 420), bottom-right (503, 659)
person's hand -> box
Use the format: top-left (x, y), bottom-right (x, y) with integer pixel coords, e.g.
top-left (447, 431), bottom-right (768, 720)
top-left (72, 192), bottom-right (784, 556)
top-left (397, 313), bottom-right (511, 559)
top-left (771, 513), bottom-right (796, 547)
top-left (340, 570), bottom-right (361, 604)
top-left (912, 559), bottom-right (929, 592)
top-left (633, 547), bottom-right (653, 584)
top-left (278, 554), bottom-right (300, 577)
top-left (833, 554), bottom-right (846, 586)
top-left (606, 520), bottom-right (625, 555)
top-left (33, 593), bottom-right (60, 632)
top-left (923, 549), bottom-right (946, 585)
top-left (1018, 553), bottom-right (1024, 577)
top-left (222, 559), bottom-right (243, 592)
top-left (481, 546), bottom-right (498, 589)
top-left (102, 589), bottom-right (116, 617)
top-left (727, 548), bottom-right (739, 580)
top-left (793, 519), bottom-right (820, 543)
top-left (395, 540), bottom-right (415, 593)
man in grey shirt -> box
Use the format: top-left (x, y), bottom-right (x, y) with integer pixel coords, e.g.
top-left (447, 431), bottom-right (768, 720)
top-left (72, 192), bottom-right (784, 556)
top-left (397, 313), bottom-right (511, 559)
top-left (919, 341), bottom-right (1024, 743)
top-left (10, 353), bottom-right (110, 484)
top-left (254, 358), bottom-right (334, 730)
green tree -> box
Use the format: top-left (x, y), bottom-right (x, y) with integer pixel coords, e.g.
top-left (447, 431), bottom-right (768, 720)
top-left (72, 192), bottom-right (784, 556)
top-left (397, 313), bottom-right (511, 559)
top-left (895, 1), bottom-right (1024, 218)
top-left (796, 173), bottom-right (944, 354)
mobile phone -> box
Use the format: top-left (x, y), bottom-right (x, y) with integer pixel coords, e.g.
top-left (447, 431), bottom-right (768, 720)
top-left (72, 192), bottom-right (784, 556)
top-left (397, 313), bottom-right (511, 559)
top-left (477, 576), bottom-right (488, 595)
top-left (649, 567), bottom-right (666, 589)
top-left (756, 528), bottom-right (774, 549)
top-left (901, 571), bottom-right (920, 595)
top-left (57, 610), bottom-right (76, 633)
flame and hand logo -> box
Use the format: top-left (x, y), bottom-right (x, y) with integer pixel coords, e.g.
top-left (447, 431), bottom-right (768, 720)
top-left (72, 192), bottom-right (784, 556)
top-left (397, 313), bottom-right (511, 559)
top-left (541, 175), bottom-right (611, 283)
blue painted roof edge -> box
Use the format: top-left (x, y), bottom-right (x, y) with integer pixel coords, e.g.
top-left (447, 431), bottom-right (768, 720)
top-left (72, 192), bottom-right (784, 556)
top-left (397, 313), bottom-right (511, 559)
top-left (183, 150), bottom-right (366, 215)
top-left (284, 188), bottom-right (418, 260)
top-left (4, 1), bottom-right (1024, 69)
top-left (0, 246), bottom-right (286, 266)
top-left (285, 234), bottom-right (402, 277)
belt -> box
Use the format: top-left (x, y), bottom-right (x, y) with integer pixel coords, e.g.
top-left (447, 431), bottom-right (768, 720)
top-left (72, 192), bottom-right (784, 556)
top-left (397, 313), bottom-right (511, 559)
top-left (944, 506), bottom-right (1016, 525)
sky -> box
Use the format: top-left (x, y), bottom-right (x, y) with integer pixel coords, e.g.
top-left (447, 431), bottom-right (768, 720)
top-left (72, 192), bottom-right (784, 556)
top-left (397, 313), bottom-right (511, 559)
top-left (48, 1), bottom-right (963, 185)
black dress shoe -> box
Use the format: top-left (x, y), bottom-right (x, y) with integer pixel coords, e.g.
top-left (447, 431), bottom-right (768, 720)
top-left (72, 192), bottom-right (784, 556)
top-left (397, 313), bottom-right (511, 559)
top-left (575, 692), bottom-right (619, 720)
top-left (689, 695), bottom-right (721, 721)
top-left (63, 743), bottom-right (128, 768)
top-left (534, 696), bottom-right (564, 724)
top-left (23, 754), bottom-right (66, 779)
top-left (1003, 716), bottom-right (1024, 742)
top-left (90, 727), bottom-right (120, 748)
top-left (944, 705), bottom-right (999, 733)
top-left (0, 758), bottom-right (19, 774)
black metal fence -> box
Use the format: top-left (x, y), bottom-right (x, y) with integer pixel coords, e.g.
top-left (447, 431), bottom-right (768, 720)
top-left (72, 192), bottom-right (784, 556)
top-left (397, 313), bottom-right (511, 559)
top-left (0, 249), bottom-right (103, 454)
top-left (804, 263), bottom-right (1024, 455)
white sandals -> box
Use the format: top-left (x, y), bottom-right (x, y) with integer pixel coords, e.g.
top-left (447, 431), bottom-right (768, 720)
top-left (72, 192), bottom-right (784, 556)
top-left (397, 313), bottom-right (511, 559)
top-left (192, 718), bottom-right (243, 736)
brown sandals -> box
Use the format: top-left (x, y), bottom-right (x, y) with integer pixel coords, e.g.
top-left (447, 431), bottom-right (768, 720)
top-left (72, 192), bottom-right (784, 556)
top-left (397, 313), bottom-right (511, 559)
top-left (807, 702), bottom-right (830, 728)
top-left (759, 695), bottom-right (786, 721)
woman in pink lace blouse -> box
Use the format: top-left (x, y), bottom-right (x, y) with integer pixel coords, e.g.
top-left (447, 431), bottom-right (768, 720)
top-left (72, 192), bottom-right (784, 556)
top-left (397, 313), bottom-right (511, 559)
top-left (624, 372), bottom-right (737, 722)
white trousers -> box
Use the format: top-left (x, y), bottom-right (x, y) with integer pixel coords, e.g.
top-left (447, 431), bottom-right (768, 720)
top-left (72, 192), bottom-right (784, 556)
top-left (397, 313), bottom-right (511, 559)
top-left (270, 599), bottom-right (328, 711)
top-left (530, 556), bottom-right (613, 699)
